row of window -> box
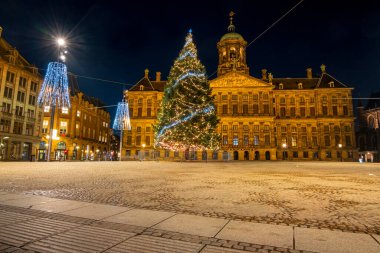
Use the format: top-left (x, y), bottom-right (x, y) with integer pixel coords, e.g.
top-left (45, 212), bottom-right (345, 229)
top-left (3, 87), bottom-right (37, 105)
top-left (128, 98), bottom-right (154, 106)
top-left (221, 124), bottom-right (352, 133)
top-left (219, 94), bottom-right (348, 103)
top-left (129, 107), bottom-right (152, 117)
top-left (5, 71), bottom-right (38, 90)
top-left (0, 119), bottom-right (34, 135)
top-left (220, 135), bottom-right (352, 147)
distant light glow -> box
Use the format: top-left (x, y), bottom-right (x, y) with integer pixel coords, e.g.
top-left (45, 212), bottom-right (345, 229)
top-left (113, 101), bottom-right (131, 130)
top-left (37, 61), bottom-right (71, 108)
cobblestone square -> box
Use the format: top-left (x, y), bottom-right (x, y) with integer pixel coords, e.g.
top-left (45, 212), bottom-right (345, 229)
top-left (0, 161), bottom-right (379, 234)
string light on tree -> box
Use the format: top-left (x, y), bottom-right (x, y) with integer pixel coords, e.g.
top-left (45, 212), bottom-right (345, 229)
top-left (154, 30), bottom-right (220, 151)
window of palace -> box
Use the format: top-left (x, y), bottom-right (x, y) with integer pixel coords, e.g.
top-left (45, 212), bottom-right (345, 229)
top-left (290, 97), bottom-right (295, 105)
top-left (15, 106), bottom-right (23, 116)
top-left (222, 105), bottom-right (228, 114)
top-left (222, 95), bottom-right (227, 100)
top-left (263, 94), bottom-right (269, 100)
top-left (254, 135), bottom-right (259, 145)
top-left (243, 125), bottom-right (249, 131)
top-left (280, 107), bottom-right (286, 117)
top-left (299, 97), bottom-right (305, 104)
top-left (129, 108), bottom-right (133, 117)
top-left (343, 106), bottom-right (348, 116)
top-left (344, 125), bottom-right (351, 132)
top-left (265, 135), bottom-right (270, 146)
top-left (28, 95), bottom-right (36, 106)
top-left (126, 136), bottom-right (132, 145)
top-left (232, 104), bottom-right (238, 114)
top-left (137, 126), bottom-right (141, 133)
top-left (232, 95), bottom-right (238, 100)
top-left (19, 77), bottom-right (27, 89)
top-left (332, 96), bottom-right (337, 103)
top-left (301, 136), bottom-right (307, 147)
top-left (291, 137), bottom-right (297, 147)
top-left (345, 136), bottom-right (352, 146)
top-left (280, 97), bottom-right (285, 104)
top-left (244, 135), bottom-right (249, 146)
top-left (324, 136), bottom-right (331, 146)
top-left (138, 108), bottom-right (142, 117)
top-left (31, 82), bottom-right (38, 92)
top-left (146, 126), bottom-right (151, 132)
top-left (281, 137), bottom-right (287, 144)
top-left (253, 104), bottom-right (259, 114)
top-left (147, 99), bottom-right (152, 105)
top-left (232, 125), bottom-right (238, 131)
top-left (223, 135), bottom-right (228, 145)
top-left (264, 125), bottom-right (269, 132)
top-left (290, 107), bottom-right (295, 117)
top-left (322, 106), bottom-right (328, 115)
top-left (146, 136), bottom-right (150, 146)
top-left (147, 108), bottom-right (151, 117)
top-left (242, 104), bottom-right (248, 114)
top-left (312, 136), bottom-right (318, 146)
top-left (165, 150), bottom-right (170, 158)
top-left (139, 85), bottom-right (144, 91)
top-left (17, 91), bottom-right (25, 102)
top-left (3, 86), bottom-right (13, 99)
top-left (254, 125), bottom-right (259, 132)
top-left (281, 126), bottom-right (287, 133)
top-left (322, 96), bottom-right (327, 103)
top-left (279, 83), bottom-right (283, 89)
top-left (300, 107), bottom-right (305, 117)
top-left (136, 136), bottom-right (141, 146)
top-left (138, 98), bottom-right (142, 105)
top-left (233, 136), bottom-right (238, 146)
top-left (129, 99), bottom-right (134, 105)
top-left (263, 104), bottom-right (269, 114)
top-left (243, 94), bottom-right (248, 100)
top-left (222, 125), bottom-right (228, 131)
top-left (310, 107), bottom-right (315, 116)
top-left (298, 83), bottom-right (303, 89)
top-left (301, 127), bottom-right (306, 132)
top-left (335, 135), bottom-right (340, 145)
top-left (303, 151), bottom-right (309, 158)
top-left (6, 71), bottom-right (15, 83)
top-left (332, 106), bottom-right (338, 116)
top-left (291, 127), bottom-right (297, 133)
top-left (309, 97), bottom-right (315, 103)
top-left (253, 94), bottom-right (258, 101)
top-left (329, 81), bottom-right (335, 88)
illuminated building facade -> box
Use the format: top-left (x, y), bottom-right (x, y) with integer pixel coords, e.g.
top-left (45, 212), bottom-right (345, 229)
top-left (0, 26), bottom-right (43, 160)
top-left (356, 93), bottom-right (380, 162)
top-left (124, 16), bottom-right (357, 161)
top-left (40, 74), bottom-right (111, 160)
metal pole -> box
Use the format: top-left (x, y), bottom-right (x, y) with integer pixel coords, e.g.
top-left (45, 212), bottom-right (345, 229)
top-left (47, 105), bottom-right (55, 161)
top-left (119, 129), bottom-right (123, 161)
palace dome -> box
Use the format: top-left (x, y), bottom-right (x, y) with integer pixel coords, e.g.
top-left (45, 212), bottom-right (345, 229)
top-left (220, 32), bottom-right (244, 41)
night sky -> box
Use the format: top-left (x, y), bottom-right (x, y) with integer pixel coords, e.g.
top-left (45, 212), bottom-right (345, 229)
top-left (1, 0), bottom-right (379, 120)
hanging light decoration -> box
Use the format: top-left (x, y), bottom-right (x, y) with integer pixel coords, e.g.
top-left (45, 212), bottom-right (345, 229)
top-left (37, 37), bottom-right (70, 161)
top-left (37, 62), bottom-right (70, 108)
top-left (113, 93), bottom-right (131, 161)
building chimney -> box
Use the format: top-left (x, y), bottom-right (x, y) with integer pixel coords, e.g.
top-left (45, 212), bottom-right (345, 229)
top-left (156, 72), bottom-right (161, 82)
top-left (261, 69), bottom-right (267, 80)
top-left (306, 68), bottom-right (312, 78)
top-left (320, 64), bottom-right (326, 73)
top-left (144, 68), bottom-right (149, 78)
top-left (0, 26), bottom-right (2, 38)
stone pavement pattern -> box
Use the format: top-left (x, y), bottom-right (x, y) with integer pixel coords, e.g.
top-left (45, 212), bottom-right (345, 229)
top-left (0, 192), bottom-right (379, 253)
top-left (0, 161), bottom-right (379, 235)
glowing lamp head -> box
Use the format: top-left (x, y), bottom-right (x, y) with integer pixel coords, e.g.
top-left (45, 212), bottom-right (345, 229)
top-left (57, 38), bottom-right (66, 46)
top-left (282, 143), bottom-right (287, 148)
top-left (338, 144), bottom-right (342, 148)
top-left (142, 144), bottom-right (146, 148)
top-left (60, 55), bottom-right (66, 61)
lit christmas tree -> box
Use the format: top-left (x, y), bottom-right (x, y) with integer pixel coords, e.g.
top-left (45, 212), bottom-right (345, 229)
top-left (155, 30), bottom-right (220, 151)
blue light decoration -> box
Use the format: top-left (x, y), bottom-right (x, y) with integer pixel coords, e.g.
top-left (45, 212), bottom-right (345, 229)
top-left (37, 62), bottom-right (70, 108)
top-left (113, 101), bottom-right (131, 131)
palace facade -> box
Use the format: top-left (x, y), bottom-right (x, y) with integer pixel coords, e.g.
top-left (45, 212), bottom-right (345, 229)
top-left (40, 74), bottom-right (111, 161)
top-left (124, 16), bottom-right (357, 161)
top-left (0, 26), bottom-right (44, 160)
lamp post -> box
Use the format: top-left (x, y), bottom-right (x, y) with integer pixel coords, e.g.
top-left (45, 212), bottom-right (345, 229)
top-left (141, 143), bottom-right (146, 161)
top-left (338, 143), bottom-right (343, 162)
top-left (282, 143), bottom-right (287, 160)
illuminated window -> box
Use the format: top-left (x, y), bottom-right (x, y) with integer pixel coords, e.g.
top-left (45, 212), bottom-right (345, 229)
top-left (43, 120), bottom-right (49, 127)
top-left (244, 135), bottom-right (249, 146)
top-left (242, 94), bottom-right (248, 100)
top-left (77, 110), bottom-right (80, 117)
top-left (243, 125), bottom-right (249, 131)
top-left (60, 121), bottom-right (67, 134)
top-left (222, 125), bottom-right (228, 131)
top-left (279, 83), bottom-right (283, 89)
top-left (254, 135), bottom-right (259, 145)
top-left (44, 106), bottom-right (50, 112)
top-left (223, 135), bottom-right (228, 145)
top-left (233, 136), bottom-right (238, 146)
top-left (76, 123), bottom-right (79, 129)
top-left (291, 137), bottom-right (297, 147)
top-left (62, 107), bottom-right (69, 114)
top-left (298, 83), bottom-right (303, 89)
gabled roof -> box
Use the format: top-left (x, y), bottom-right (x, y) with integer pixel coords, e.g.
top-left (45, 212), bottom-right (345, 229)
top-left (365, 92), bottom-right (380, 110)
top-left (272, 78), bottom-right (319, 90)
top-left (129, 77), bottom-right (166, 92)
top-left (316, 72), bottom-right (348, 88)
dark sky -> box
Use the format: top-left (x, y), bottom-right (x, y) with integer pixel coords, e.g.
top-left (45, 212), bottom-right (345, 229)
top-left (1, 0), bottom-right (380, 120)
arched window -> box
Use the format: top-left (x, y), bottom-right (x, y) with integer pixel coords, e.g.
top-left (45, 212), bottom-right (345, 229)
top-left (279, 83), bottom-right (283, 89)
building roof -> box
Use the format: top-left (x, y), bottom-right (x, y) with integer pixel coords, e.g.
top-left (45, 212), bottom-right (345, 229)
top-left (365, 92), bottom-right (380, 110)
top-left (272, 72), bottom-right (350, 90)
top-left (129, 76), bottom-right (166, 92)
top-left (220, 32), bottom-right (244, 41)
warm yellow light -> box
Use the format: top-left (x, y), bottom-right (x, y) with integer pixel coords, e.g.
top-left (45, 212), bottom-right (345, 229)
top-left (142, 144), bottom-right (146, 148)
top-left (282, 143), bottom-right (287, 148)
top-left (338, 144), bottom-right (342, 148)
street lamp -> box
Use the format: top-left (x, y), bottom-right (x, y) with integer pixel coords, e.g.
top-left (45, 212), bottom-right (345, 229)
top-left (282, 143), bottom-right (287, 160)
top-left (141, 143), bottom-right (146, 161)
top-left (338, 143), bottom-right (343, 162)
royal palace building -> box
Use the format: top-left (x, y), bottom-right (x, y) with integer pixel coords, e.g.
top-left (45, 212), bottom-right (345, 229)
top-left (0, 26), bottom-right (44, 161)
top-left (124, 16), bottom-right (357, 161)
top-left (40, 74), bottom-right (111, 161)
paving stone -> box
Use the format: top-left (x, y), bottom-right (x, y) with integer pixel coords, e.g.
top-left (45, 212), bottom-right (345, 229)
top-left (0, 194), bottom-right (32, 203)
top-left (153, 214), bottom-right (228, 237)
top-left (216, 221), bottom-right (293, 249)
top-left (61, 203), bottom-right (131, 219)
top-left (104, 208), bottom-right (175, 227)
top-left (0, 210), bottom-right (35, 226)
top-left (295, 227), bottom-right (380, 253)
top-left (25, 225), bottom-right (135, 253)
top-left (372, 234), bottom-right (380, 244)
top-left (31, 199), bottom-right (91, 213)
top-left (105, 235), bottom-right (203, 253)
top-left (201, 245), bottom-right (249, 252)
top-left (0, 218), bottom-right (77, 247)
top-left (1, 195), bottom-right (60, 208)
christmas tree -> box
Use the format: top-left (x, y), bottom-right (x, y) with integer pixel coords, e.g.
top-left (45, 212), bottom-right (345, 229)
top-left (154, 30), bottom-right (220, 151)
